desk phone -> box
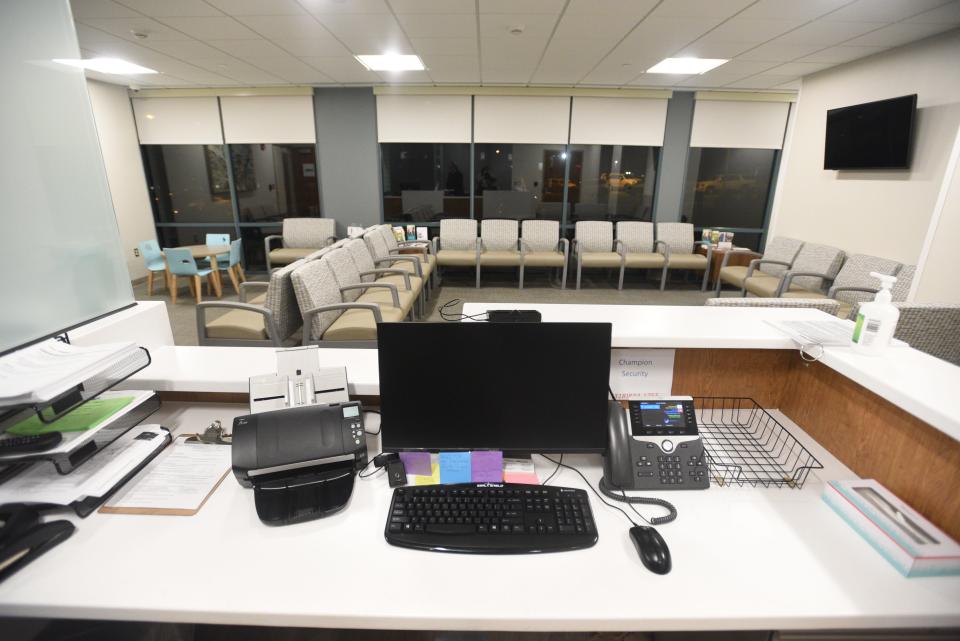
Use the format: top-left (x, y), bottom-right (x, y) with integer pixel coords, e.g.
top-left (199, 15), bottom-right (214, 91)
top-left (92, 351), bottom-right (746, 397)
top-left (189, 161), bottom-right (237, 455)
top-left (603, 397), bottom-right (710, 490)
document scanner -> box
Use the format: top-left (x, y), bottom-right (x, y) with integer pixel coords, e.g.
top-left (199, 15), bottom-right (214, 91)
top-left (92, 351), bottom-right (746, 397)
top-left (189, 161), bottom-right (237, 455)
top-left (248, 346), bottom-right (349, 414)
top-left (231, 402), bottom-right (367, 526)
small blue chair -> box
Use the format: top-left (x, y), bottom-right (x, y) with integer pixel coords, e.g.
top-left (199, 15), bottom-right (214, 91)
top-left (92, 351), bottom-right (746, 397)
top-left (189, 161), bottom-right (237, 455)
top-left (164, 247), bottom-right (218, 305)
top-left (213, 239), bottom-right (244, 293)
top-left (204, 233), bottom-right (231, 269)
top-left (138, 239), bottom-right (167, 296)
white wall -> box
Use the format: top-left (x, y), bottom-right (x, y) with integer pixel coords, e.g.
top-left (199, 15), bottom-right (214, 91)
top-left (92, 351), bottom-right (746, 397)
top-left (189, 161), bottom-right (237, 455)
top-left (915, 128), bottom-right (960, 303)
top-left (87, 79), bottom-right (156, 281)
top-left (768, 30), bottom-right (960, 294)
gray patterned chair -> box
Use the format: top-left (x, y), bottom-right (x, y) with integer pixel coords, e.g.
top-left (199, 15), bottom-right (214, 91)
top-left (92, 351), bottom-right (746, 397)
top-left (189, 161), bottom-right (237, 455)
top-left (265, 218), bottom-right (337, 272)
top-left (742, 242), bottom-right (845, 298)
top-left (432, 219), bottom-right (479, 284)
top-left (616, 221), bottom-right (666, 290)
top-left (781, 253), bottom-right (900, 319)
top-left (848, 302), bottom-right (960, 365)
top-left (376, 225), bottom-right (436, 292)
top-left (714, 236), bottom-right (803, 296)
top-left (345, 237), bottom-right (423, 317)
top-left (196, 259), bottom-right (305, 346)
top-left (704, 297), bottom-right (841, 315)
top-left (322, 246), bottom-right (417, 320)
top-left (519, 220), bottom-right (567, 289)
top-left (478, 219), bottom-right (522, 288)
top-left (290, 258), bottom-right (405, 348)
top-left (362, 226), bottom-right (426, 317)
top-left (573, 221), bottom-right (623, 290)
top-left (657, 222), bottom-right (711, 291)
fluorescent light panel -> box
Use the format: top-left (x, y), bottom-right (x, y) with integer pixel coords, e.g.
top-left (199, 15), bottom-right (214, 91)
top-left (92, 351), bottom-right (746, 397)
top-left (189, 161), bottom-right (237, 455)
top-left (53, 58), bottom-right (158, 74)
top-left (355, 54), bottom-right (424, 72)
top-left (647, 57), bottom-right (727, 75)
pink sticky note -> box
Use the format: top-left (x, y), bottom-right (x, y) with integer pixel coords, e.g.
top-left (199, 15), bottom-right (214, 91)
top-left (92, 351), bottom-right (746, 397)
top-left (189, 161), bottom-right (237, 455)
top-left (399, 451), bottom-right (432, 476)
top-left (471, 451), bottom-right (503, 482)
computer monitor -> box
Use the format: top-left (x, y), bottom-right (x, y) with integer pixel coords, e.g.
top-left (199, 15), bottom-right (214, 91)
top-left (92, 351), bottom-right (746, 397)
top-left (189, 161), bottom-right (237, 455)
top-left (377, 322), bottom-right (612, 453)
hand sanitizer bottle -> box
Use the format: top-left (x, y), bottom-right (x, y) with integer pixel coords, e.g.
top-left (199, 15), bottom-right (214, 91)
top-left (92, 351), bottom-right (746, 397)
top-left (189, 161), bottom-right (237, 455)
top-left (851, 272), bottom-right (900, 355)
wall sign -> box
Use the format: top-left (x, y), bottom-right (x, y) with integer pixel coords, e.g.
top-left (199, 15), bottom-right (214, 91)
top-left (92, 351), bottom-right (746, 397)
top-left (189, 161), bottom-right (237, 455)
top-left (609, 348), bottom-right (675, 400)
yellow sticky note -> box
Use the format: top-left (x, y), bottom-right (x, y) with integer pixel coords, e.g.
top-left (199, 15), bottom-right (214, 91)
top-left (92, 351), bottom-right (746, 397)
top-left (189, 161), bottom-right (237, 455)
top-left (415, 462), bottom-right (440, 486)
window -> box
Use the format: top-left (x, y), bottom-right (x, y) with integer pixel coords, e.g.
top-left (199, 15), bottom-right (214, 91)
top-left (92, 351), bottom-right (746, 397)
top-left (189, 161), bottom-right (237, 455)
top-left (231, 144), bottom-right (320, 223)
top-left (567, 145), bottom-right (660, 223)
top-left (680, 147), bottom-right (777, 248)
top-left (474, 144), bottom-right (567, 221)
top-left (141, 145), bottom-right (235, 224)
top-left (380, 143), bottom-right (471, 223)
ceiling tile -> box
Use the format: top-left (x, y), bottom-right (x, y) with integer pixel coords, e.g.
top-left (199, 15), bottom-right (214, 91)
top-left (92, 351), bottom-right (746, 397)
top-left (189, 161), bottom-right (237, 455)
top-left (396, 14), bottom-right (477, 38)
top-left (77, 17), bottom-right (191, 41)
top-left (479, 0), bottom-right (565, 14)
top-left (579, 60), bottom-right (652, 85)
top-left (299, 0), bottom-right (390, 13)
top-left (300, 56), bottom-right (383, 82)
top-left (844, 21), bottom-right (956, 47)
top-left (648, 0), bottom-right (756, 19)
top-left (420, 55), bottom-right (480, 72)
top-left (629, 72), bottom-right (694, 86)
top-left (676, 41), bottom-right (754, 58)
top-left (410, 37), bottom-right (479, 55)
top-left (481, 68), bottom-right (536, 83)
top-left (820, 0), bottom-right (950, 23)
top-left (735, 40), bottom-right (823, 61)
top-left (724, 73), bottom-right (798, 88)
top-left (388, 0), bottom-right (475, 13)
top-left (763, 61), bottom-right (834, 75)
top-left (314, 13), bottom-right (412, 52)
top-left (158, 17), bottom-right (263, 39)
top-left (429, 69), bottom-right (482, 83)
top-left (76, 23), bottom-right (131, 46)
top-left (203, 0), bottom-right (306, 16)
top-left (529, 70), bottom-right (585, 85)
top-left (114, 0), bottom-right (225, 17)
top-left (281, 38), bottom-right (353, 57)
top-left (613, 16), bottom-right (728, 58)
top-left (480, 37), bottom-right (549, 68)
top-left (252, 57), bottom-right (336, 82)
top-left (773, 79), bottom-right (803, 90)
top-left (190, 57), bottom-right (286, 83)
top-left (904, 1), bottom-right (960, 23)
top-left (377, 70), bottom-right (434, 83)
top-left (566, 0), bottom-right (659, 17)
top-left (207, 39), bottom-right (290, 60)
top-left (552, 13), bottom-right (639, 40)
top-left (234, 15), bottom-right (332, 39)
top-left (798, 44), bottom-right (887, 63)
top-left (71, 0), bottom-right (139, 19)
top-left (710, 59), bottom-right (781, 75)
top-left (699, 18), bottom-right (807, 43)
top-left (479, 14), bottom-right (561, 39)
top-left (773, 20), bottom-right (885, 46)
top-left (143, 39), bottom-right (236, 59)
top-left (677, 71), bottom-right (756, 86)
top-left (537, 39), bottom-right (615, 68)
top-left (736, 0), bottom-right (852, 21)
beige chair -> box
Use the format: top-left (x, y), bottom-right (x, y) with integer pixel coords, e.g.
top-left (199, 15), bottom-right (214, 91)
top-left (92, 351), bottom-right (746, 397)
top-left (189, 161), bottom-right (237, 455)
top-left (742, 242), bottom-right (845, 298)
top-left (264, 218), bottom-right (337, 271)
top-left (344, 237), bottom-right (423, 313)
top-left (478, 219), bottom-right (522, 288)
top-left (616, 221), bottom-right (666, 290)
top-left (781, 253), bottom-right (900, 319)
top-left (323, 245), bottom-right (417, 320)
top-left (573, 221), bottom-right (623, 290)
top-left (714, 236), bottom-right (803, 296)
top-left (847, 302), bottom-right (960, 365)
top-left (704, 297), bottom-right (841, 315)
top-left (362, 227), bottom-right (425, 317)
top-left (376, 225), bottom-right (436, 292)
top-left (657, 222), bottom-right (710, 291)
top-left (519, 220), bottom-right (568, 289)
top-left (432, 219), bottom-right (479, 285)
top-left (196, 259), bottom-right (305, 347)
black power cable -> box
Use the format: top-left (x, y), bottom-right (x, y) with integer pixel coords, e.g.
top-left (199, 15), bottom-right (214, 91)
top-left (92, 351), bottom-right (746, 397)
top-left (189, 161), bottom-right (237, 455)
top-left (438, 298), bottom-right (489, 322)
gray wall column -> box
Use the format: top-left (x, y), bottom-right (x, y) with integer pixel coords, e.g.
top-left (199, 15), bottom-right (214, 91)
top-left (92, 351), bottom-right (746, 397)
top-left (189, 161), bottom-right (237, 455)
top-left (314, 87), bottom-right (382, 235)
top-left (652, 91), bottom-right (695, 223)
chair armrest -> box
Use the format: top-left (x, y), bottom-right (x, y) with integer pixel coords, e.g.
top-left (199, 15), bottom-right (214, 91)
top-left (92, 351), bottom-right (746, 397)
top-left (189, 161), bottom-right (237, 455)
top-left (300, 303), bottom-right (383, 345)
top-left (828, 285), bottom-right (879, 298)
top-left (614, 239), bottom-right (625, 257)
top-left (339, 283), bottom-right (400, 308)
top-left (196, 302), bottom-right (282, 347)
top-left (559, 237), bottom-right (569, 260)
top-left (776, 271), bottom-right (836, 297)
top-left (324, 235), bottom-right (337, 247)
top-left (519, 238), bottom-right (531, 255)
top-left (360, 268), bottom-right (412, 290)
top-left (264, 235), bottom-right (283, 255)
top-left (238, 281), bottom-right (268, 303)
top-left (746, 258), bottom-right (790, 278)
top-left (571, 238), bottom-right (579, 257)
top-left (654, 240), bottom-right (669, 259)
top-left (704, 244), bottom-right (713, 265)
top-left (374, 255), bottom-right (423, 278)
top-left (432, 237), bottom-right (440, 254)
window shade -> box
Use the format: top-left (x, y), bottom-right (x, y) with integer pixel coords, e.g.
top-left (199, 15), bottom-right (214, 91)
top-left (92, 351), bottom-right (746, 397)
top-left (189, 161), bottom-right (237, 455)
top-left (132, 97), bottom-right (222, 145)
top-left (473, 96), bottom-right (570, 145)
top-left (570, 97), bottom-right (668, 146)
top-left (690, 100), bottom-right (790, 149)
top-left (376, 94), bottom-right (471, 143)
top-left (220, 96), bottom-right (316, 144)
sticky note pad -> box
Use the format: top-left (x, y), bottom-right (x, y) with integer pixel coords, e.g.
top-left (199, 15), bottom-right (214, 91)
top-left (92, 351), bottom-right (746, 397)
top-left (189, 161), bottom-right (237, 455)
top-left (503, 457), bottom-right (540, 485)
top-left (439, 451), bottom-right (471, 484)
top-left (399, 451), bottom-right (432, 476)
top-left (414, 463), bottom-right (440, 486)
top-left (471, 451), bottom-right (503, 482)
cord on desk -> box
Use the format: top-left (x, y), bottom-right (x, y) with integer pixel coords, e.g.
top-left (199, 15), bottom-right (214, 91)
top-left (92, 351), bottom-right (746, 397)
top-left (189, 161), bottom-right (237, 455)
top-left (363, 409), bottom-right (381, 435)
top-left (439, 299), bottom-right (489, 322)
top-left (598, 477), bottom-right (677, 526)
top-left (540, 453), bottom-right (563, 486)
top-left (540, 455), bottom-right (640, 528)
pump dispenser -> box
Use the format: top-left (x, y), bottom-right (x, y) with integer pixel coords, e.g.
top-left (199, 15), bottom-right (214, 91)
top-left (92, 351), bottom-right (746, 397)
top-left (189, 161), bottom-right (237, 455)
top-left (851, 272), bottom-right (900, 355)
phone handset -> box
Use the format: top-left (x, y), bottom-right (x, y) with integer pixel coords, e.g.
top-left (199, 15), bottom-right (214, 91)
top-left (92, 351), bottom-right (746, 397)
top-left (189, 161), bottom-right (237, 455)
top-left (603, 401), bottom-right (634, 487)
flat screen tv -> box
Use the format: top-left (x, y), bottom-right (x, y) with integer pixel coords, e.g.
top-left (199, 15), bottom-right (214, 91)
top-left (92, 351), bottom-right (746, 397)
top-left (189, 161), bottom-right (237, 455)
top-left (824, 94), bottom-right (917, 170)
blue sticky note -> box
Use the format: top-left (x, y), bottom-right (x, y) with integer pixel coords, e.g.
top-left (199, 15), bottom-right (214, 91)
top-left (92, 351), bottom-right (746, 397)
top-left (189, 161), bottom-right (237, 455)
top-left (439, 451), bottom-right (471, 484)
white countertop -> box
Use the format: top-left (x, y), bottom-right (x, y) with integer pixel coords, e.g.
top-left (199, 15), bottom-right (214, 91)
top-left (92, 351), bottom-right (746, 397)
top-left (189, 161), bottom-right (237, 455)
top-left (1, 403), bottom-right (957, 631)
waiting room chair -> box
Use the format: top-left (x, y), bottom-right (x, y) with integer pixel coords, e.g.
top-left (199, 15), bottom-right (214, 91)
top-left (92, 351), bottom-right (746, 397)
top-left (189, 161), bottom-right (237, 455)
top-left (208, 238), bottom-right (244, 294)
top-left (376, 225), bottom-right (436, 292)
top-left (704, 297), bottom-right (841, 316)
top-left (138, 239), bottom-right (166, 296)
top-left (781, 253), bottom-right (900, 319)
top-left (657, 222), bottom-right (710, 291)
top-left (164, 247), bottom-right (220, 305)
top-left (478, 219), bottom-right (522, 288)
top-left (433, 219), bottom-right (479, 286)
top-left (573, 221), bottom-right (623, 290)
top-left (265, 218), bottom-right (337, 272)
top-left (362, 228), bottom-right (425, 318)
top-left (345, 238), bottom-right (421, 307)
top-left (203, 233), bottom-right (231, 270)
top-left (519, 220), bottom-right (567, 289)
top-left (616, 221), bottom-right (666, 291)
top-left (742, 242), bottom-right (845, 298)
top-left (714, 236), bottom-right (803, 296)
top-left (323, 246), bottom-right (416, 321)
top-left (847, 302), bottom-right (960, 365)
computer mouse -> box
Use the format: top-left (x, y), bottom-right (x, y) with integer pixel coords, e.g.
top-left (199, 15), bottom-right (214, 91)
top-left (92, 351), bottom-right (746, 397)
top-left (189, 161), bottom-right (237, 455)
top-left (629, 526), bottom-right (671, 575)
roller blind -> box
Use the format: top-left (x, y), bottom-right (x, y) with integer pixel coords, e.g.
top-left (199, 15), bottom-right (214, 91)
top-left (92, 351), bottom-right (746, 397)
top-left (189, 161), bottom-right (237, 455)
top-left (690, 100), bottom-right (790, 149)
top-left (132, 97), bottom-right (222, 145)
top-left (473, 96), bottom-right (570, 145)
top-left (376, 94), bottom-right (471, 143)
top-left (220, 95), bottom-right (316, 143)
top-left (569, 97), bottom-right (668, 146)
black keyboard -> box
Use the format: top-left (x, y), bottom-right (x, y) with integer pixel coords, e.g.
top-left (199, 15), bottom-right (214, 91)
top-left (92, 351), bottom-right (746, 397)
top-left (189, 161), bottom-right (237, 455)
top-left (384, 483), bottom-right (597, 554)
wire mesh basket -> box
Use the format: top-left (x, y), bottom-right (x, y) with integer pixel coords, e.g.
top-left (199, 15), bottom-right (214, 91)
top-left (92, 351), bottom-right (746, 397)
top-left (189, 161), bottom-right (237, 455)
top-left (694, 397), bottom-right (823, 489)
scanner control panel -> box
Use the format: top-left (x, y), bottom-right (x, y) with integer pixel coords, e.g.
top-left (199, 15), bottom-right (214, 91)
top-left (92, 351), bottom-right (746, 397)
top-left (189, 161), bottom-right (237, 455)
top-left (341, 404), bottom-right (365, 451)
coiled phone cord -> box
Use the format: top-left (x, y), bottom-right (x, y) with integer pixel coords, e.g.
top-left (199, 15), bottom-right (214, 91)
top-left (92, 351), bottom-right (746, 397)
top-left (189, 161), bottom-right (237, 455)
top-left (598, 477), bottom-right (678, 526)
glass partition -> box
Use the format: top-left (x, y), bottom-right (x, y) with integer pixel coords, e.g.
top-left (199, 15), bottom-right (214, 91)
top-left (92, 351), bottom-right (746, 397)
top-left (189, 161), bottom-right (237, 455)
top-left (567, 145), bottom-right (659, 223)
top-left (474, 144), bottom-right (567, 220)
top-left (380, 142), bottom-right (471, 222)
top-left (141, 145), bottom-right (235, 224)
top-left (681, 148), bottom-right (777, 230)
top-left (230, 143), bottom-right (320, 223)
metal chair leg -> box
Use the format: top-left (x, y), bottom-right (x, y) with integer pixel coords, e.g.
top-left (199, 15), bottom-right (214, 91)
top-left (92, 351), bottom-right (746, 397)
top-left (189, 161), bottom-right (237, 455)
top-left (701, 267), bottom-right (709, 291)
top-left (519, 263), bottom-right (524, 289)
top-left (476, 262), bottom-right (481, 288)
top-left (618, 265), bottom-right (625, 290)
top-left (561, 261), bottom-right (567, 290)
top-left (660, 266), bottom-right (668, 291)
top-left (576, 258), bottom-right (582, 290)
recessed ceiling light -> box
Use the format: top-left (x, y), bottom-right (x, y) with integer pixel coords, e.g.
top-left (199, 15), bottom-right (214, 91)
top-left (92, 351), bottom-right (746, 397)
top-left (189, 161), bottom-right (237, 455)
top-left (355, 54), bottom-right (424, 72)
top-left (647, 57), bottom-right (727, 75)
top-left (53, 58), bottom-right (158, 75)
